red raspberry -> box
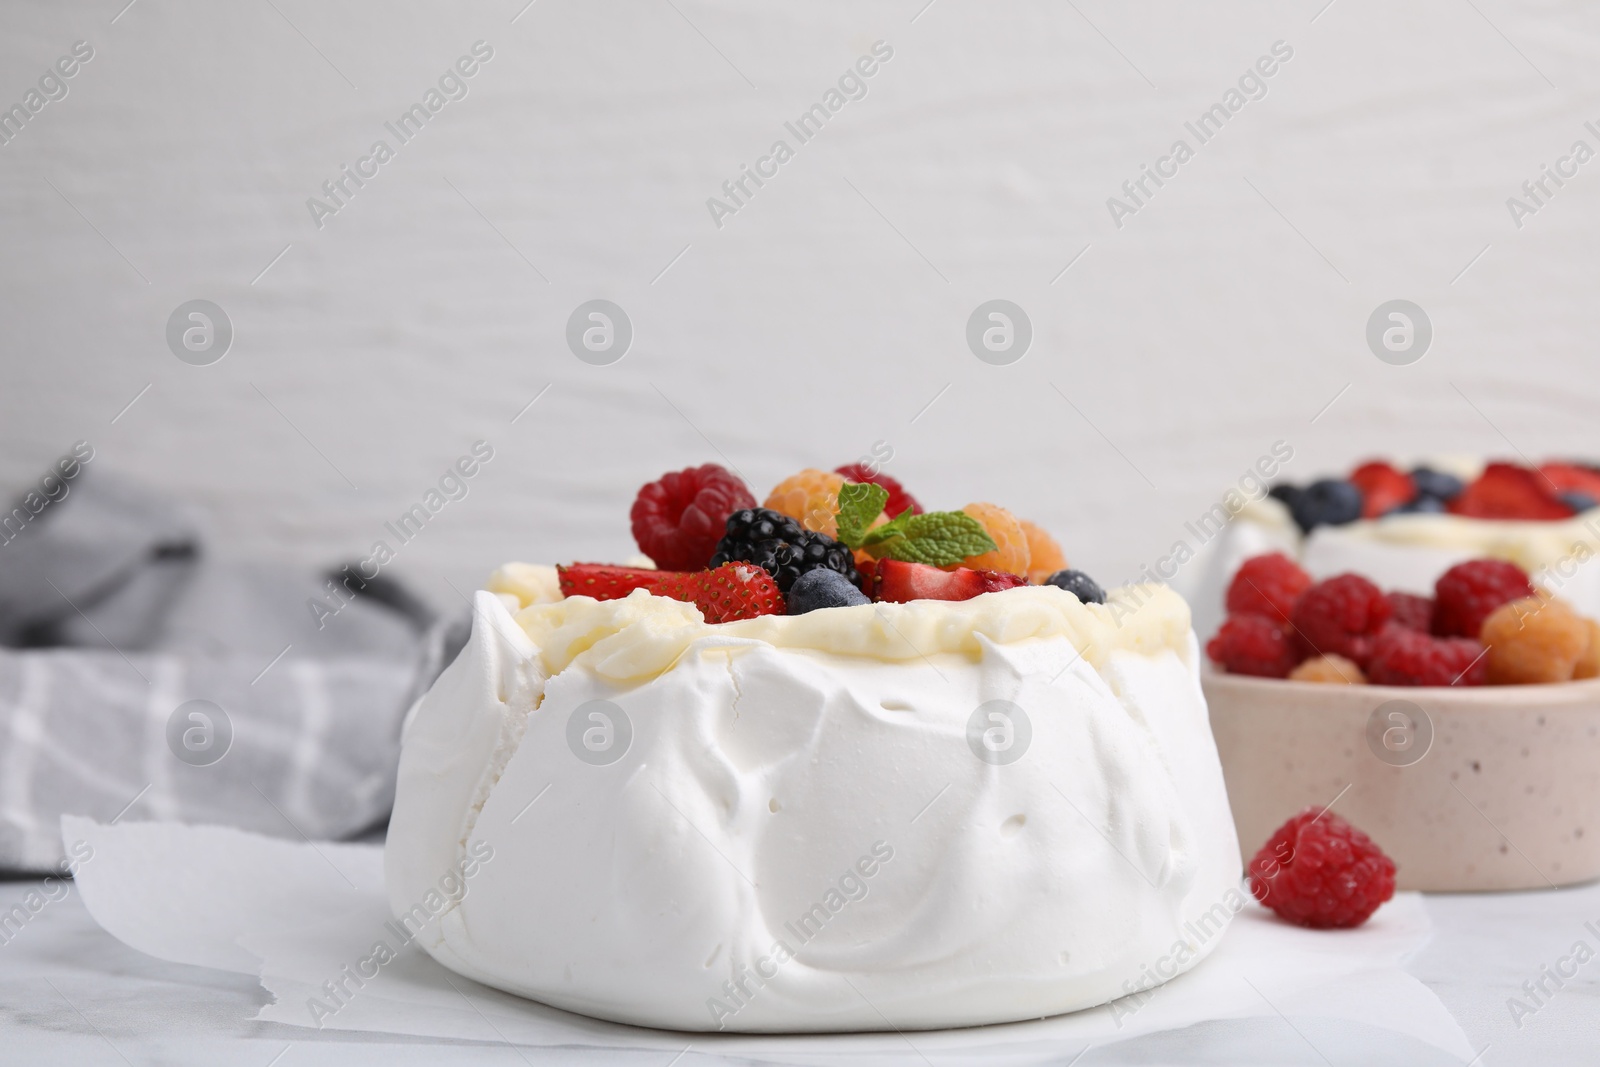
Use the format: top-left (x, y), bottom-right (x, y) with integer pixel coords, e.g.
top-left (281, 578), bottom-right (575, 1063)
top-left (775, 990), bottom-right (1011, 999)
top-left (1206, 615), bottom-right (1301, 678)
top-left (1225, 552), bottom-right (1312, 623)
top-left (1385, 592), bottom-right (1434, 633)
top-left (1433, 559), bottom-right (1535, 638)
top-left (1365, 627), bottom-right (1487, 686)
top-left (1289, 574), bottom-right (1393, 666)
top-left (834, 464), bottom-right (922, 518)
top-left (629, 464), bottom-right (755, 571)
top-left (1247, 808), bottom-right (1396, 929)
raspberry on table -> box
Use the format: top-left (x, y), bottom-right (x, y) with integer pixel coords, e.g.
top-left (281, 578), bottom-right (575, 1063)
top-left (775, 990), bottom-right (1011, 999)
top-left (1365, 627), bottom-right (1487, 686)
top-left (1433, 559), bottom-right (1535, 638)
top-left (1247, 809), bottom-right (1396, 928)
top-left (833, 464), bottom-right (922, 518)
top-left (957, 502), bottom-right (1031, 576)
top-left (1020, 520), bottom-right (1068, 583)
top-left (1225, 552), bottom-right (1312, 623)
top-left (629, 464), bottom-right (755, 571)
top-left (1288, 654), bottom-right (1366, 684)
top-left (1481, 596), bottom-right (1590, 684)
top-left (710, 508), bottom-right (860, 593)
top-left (1207, 615), bottom-right (1302, 678)
top-left (765, 469), bottom-right (848, 538)
top-left (1289, 573), bottom-right (1393, 666)
top-left (1385, 592), bottom-right (1434, 633)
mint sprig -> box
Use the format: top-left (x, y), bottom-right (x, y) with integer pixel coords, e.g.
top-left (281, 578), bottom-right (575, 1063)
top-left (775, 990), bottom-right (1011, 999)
top-left (832, 481), bottom-right (998, 567)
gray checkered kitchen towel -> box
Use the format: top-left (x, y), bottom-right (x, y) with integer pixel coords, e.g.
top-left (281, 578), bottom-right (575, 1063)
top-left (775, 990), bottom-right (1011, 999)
top-left (0, 455), bottom-right (461, 873)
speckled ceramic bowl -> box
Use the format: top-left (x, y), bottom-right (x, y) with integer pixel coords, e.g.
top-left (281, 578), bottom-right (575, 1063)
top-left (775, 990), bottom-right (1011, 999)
top-left (1203, 673), bottom-right (1600, 891)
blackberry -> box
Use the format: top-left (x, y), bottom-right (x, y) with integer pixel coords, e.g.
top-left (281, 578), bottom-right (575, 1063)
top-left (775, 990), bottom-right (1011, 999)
top-left (709, 508), bottom-right (860, 593)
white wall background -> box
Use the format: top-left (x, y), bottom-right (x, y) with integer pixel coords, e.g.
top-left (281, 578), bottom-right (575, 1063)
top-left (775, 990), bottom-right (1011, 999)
top-left (4, 0), bottom-right (1600, 609)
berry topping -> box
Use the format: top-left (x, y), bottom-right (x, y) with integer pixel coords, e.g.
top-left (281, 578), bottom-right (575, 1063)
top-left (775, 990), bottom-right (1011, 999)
top-left (1290, 574), bottom-right (1393, 665)
top-left (1365, 627), bottom-right (1487, 686)
top-left (1287, 478), bottom-right (1364, 534)
top-left (710, 508), bottom-right (860, 593)
top-left (1206, 615), bottom-right (1301, 678)
top-left (786, 568), bottom-right (870, 615)
top-left (764, 469), bottom-right (848, 537)
top-left (871, 559), bottom-right (1027, 603)
top-left (1448, 462), bottom-right (1574, 521)
top-left (1384, 592), bottom-right (1435, 633)
top-left (1482, 596), bottom-right (1591, 684)
top-left (556, 562), bottom-right (784, 623)
top-left (1225, 552), bottom-right (1312, 623)
top-left (1409, 466), bottom-right (1464, 503)
top-left (1020, 520), bottom-right (1068, 583)
top-left (1349, 461), bottom-right (1416, 518)
top-left (1558, 491), bottom-right (1598, 513)
top-left (1043, 569), bottom-right (1106, 605)
top-left (1248, 809), bottom-right (1396, 929)
top-left (1387, 495), bottom-right (1448, 515)
top-left (833, 464), bottom-right (922, 518)
top-left (1288, 654), bottom-right (1365, 684)
top-left (956, 502), bottom-right (1031, 576)
top-left (1433, 558), bottom-right (1535, 638)
top-left (1538, 462), bottom-right (1600, 503)
top-left (630, 464), bottom-right (756, 571)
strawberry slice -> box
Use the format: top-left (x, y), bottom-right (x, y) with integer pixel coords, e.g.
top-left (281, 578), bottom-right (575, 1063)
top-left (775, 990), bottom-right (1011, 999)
top-left (1349, 461), bottom-right (1415, 518)
top-left (557, 562), bottom-right (784, 623)
top-left (1448, 463), bottom-right (1575, 521)
top-left (871, 559), bottom-right (1027, 603)
top-left (1538, 462), bottom-right (1600, 501)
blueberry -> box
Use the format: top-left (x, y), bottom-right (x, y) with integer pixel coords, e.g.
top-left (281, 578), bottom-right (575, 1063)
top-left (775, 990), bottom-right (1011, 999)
top-left (1287, 478), bottom-right (1363, 534)
top-left (1410, 467), bottom-right (1464, 503)
top-left (786, 568), bottom-right (869, 614)
top-left (1385, 495), bottom-right (1446, 516)
top-left (1044, 569), bottom-right (1106, 605)
top-left (1267, 483), bottom-right (1302, 508)
top-left (1559, 491), bottom-right (1597, 513)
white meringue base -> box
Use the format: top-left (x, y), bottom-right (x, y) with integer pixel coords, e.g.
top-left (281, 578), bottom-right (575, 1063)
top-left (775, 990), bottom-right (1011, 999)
top-left (385, 584), bottom-right (1241, 1032)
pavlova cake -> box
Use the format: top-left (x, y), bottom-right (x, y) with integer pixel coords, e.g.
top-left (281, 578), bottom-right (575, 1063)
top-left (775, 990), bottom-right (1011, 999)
top-left (1181, 458), bottom-right (1600, 640)
top-left (386, 463), bottom-right (1242, 1032)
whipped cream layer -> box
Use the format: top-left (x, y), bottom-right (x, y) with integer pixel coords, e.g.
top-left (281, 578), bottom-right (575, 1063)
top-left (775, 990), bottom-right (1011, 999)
top-left (385, 580), bottom-right (1241, 1032)
top-left (1179, 497), bottom-right (1600, 640)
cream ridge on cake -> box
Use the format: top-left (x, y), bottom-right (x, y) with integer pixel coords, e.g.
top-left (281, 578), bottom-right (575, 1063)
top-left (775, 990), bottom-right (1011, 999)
top-left (384, 462), bottom-right (1243, 1032)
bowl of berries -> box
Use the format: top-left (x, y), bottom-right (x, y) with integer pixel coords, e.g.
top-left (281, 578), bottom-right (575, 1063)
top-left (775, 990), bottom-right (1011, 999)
top-left (1203, 551), bottom-right (1600, 891)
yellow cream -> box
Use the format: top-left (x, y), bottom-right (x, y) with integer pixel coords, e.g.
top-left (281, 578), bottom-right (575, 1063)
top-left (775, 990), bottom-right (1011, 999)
top-left (511, 582), bottom-right (1192, 684)
top-left (1324, 511), bottom-right (1600, 574)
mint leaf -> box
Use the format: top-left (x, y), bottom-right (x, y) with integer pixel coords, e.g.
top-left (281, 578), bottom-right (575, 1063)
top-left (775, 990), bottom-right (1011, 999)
top-left (865, 511), bottom-right (998, 567)
top-left (835, 482), bottom-right (888, 549)
top-left (861, 509), bottom-right (912, 546)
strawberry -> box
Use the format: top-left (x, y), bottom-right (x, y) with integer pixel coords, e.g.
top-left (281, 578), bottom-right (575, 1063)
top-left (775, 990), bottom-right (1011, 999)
top-left (871, 559), bottom-right (1028, 603)
top-left (1349, 461), bottom-right (1415, 518)
top-left (557, 562), bottom-right (784, 623)
top-left (1448, 463), bottom-right (1574, 521)
top-left (1538, 463), bottom-right (1600, 500)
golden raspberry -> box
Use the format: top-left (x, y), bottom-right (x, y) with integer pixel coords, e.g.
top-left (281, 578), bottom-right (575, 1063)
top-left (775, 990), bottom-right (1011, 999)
top-left (1288, 654), bottom-right (1366, 685)
top-left (1482, 596), bottom-right (1589, 684)
top-left (1576, 619), bottom-right (1600, 680)
top-left (956, 502), bottom-right (1030, 576)
top-left (764, 469), bottom-right (846, 538)
top-left (1020, 520), bottom-right (1068, 583)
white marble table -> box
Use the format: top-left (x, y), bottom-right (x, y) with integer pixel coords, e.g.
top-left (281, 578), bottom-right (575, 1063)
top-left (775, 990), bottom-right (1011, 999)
top-left (0, 875), bottom-right (1589, 1065)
